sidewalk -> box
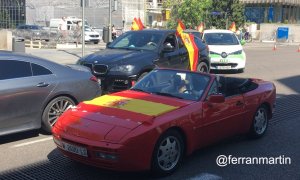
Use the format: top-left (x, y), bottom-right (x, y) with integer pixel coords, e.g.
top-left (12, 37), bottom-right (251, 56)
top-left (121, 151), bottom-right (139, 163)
top-left (25, 42), bottom-right (106, 65)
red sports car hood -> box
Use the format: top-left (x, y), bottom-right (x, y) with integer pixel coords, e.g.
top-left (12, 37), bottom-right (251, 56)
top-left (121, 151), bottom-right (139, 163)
top-left (55, 90), bottom-right (192, 142)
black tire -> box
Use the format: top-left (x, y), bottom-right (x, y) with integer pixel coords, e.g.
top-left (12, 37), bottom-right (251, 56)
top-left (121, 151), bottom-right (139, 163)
top-left (248, 105), bottom-right (268, 139)
top-left (238, 68), bottom-right (245, 73)
top-left (151, 129), bottom-right (184, 177)
top-left (197, 62), bottom-right (209, 73)
top-left (94, 41), bottom-right (99, 44)
top-left (42, 96), bottom-right (75, 133)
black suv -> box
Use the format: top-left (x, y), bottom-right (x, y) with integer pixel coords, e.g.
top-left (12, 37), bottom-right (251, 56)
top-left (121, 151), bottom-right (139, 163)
top-left (77, 29), bottom-right (210, 92)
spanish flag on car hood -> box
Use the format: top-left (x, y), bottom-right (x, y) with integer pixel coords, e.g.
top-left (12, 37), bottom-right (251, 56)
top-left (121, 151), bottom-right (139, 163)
top-left (71, 91), bottom-right (191, 124)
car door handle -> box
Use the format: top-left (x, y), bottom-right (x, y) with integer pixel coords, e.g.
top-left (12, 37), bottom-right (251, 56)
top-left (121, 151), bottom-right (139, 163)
top-left (236, 101), bottom-right (244, 106)
top-left (36, 82), bottom-right (49, 87)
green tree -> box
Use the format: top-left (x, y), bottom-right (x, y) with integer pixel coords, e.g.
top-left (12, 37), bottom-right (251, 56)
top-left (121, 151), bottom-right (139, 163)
top-left (0, 9), bottom-right (11, 29)
top-left (206, 0), bottom-right (245, 29)
top-left (166, 0), bottom-right (212, 29)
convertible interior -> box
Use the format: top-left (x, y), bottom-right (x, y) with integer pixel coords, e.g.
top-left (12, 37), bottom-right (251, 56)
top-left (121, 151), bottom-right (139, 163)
top-left (217, 76), bottom-right (258, 97)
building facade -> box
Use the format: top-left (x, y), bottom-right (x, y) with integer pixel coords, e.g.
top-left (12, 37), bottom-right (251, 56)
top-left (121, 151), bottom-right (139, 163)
top-left (240, 0), bottom-right (300, 23)
top-left (0, 0), bottom-right (26, 28)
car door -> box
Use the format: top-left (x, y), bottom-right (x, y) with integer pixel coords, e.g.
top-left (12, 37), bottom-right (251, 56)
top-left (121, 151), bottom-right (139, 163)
top-left (0, 60), bottom-right (55, 134)
top-left (196, 79), bottom-right (245, 147)
top-left (156, 34), bottom-right (182, 69)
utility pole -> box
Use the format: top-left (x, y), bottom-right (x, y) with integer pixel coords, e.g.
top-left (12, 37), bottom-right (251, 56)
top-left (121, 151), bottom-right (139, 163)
top-left (82, 0), bottom-right (85, 57)
top-left (109, 0), bottom-right (112, 42)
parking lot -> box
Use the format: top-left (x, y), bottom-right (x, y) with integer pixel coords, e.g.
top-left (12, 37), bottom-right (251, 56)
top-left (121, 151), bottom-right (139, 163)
top-left (0, 43), bottom-right (300, 180)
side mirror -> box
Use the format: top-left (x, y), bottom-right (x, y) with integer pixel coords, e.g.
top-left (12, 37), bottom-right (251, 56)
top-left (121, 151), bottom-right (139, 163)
top-left (240, 39), bottom-right (246, 46)
top-left (208, 94), bottom-right (225, 103)
top-left (162, 43), bottom-right (175, 52)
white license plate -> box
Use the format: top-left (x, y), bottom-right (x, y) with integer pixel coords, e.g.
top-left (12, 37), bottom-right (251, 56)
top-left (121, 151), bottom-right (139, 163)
top-left (61, 141), bottom-right (88, 157)
top-left (217, 66), bottom-right (231, 70)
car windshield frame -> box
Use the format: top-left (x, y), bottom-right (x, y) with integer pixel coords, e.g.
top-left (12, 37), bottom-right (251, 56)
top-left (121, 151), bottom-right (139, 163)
top-left (131, 69), bottom-right (211, 101)
top-left (204, 32), bottom-right (240, 45)
top-left (107, 31), bottom-right (164, 51)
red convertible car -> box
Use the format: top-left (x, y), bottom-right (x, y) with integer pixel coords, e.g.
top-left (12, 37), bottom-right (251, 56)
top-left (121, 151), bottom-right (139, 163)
top-left (52, 69), bottom-right (276, 176)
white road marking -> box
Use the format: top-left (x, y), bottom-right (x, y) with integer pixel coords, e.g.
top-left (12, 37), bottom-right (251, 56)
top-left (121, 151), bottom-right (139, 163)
top-left (12, 137), bottom-right (53, 148)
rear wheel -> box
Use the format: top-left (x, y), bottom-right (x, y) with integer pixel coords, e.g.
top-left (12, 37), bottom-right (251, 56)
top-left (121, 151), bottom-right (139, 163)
top-left (197, 62), bottom-right (209, 73)
top-left (249, 105), bottom-right (268, 138)
top-left (151, 130), bottom-right (184, 177)
top-left (42, 96), bottom-right (75, 133)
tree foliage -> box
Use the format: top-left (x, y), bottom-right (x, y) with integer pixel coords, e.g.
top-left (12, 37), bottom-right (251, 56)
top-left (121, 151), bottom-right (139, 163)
top-left (166, 0), bottom-right (245, 29)
top-left (206, 0), bottom-right (245, 29)
top-left (166, 0), bottom-right (212, 29)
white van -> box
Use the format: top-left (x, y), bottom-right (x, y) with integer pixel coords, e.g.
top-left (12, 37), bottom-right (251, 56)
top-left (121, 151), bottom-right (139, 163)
top-left (49, 17), bottom-right (100, 44)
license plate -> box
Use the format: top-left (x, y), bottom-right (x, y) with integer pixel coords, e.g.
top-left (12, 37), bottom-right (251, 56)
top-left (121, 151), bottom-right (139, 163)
top-left (61, 141), bottom-right (88, 157)
top-left (217, 66), bottom-right (231, 70)
top-left (219, 59), bottom-right (229, 63)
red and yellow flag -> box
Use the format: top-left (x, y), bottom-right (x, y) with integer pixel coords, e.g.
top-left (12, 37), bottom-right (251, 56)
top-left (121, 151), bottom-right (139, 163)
top-left (181, 32), bottom-right (199, 71)
top-left (197, 22), bottom-right (204, 33)
top-left (131, 17), bottom-right (144, 31)
top-left (176, 20), bottom-right (185, 36)
top-left (138, 17), bottom-right (144, 30)
top-left (229, 22), bottom-right (236, 32)
top-left (131, 18), bottom-right (140, 31)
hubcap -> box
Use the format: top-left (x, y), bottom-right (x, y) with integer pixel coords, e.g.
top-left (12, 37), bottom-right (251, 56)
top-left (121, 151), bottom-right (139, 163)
top-left (48, 99), bottom-right (74, 126)
top-left (254, 108), bottom-right (267, 135)
top-left (157, 136), bottom-right (181, 171)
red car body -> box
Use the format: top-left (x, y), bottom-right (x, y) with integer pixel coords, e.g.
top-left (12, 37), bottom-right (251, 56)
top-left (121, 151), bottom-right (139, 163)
top-left (52, 70), bottom-right (276, 172)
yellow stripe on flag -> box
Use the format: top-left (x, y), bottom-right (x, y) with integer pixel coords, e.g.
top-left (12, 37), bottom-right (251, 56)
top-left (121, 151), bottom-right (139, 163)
top-left (83, 95), bottom-right (179, 116)
top-left (181, 32), bottom-right (195, 71)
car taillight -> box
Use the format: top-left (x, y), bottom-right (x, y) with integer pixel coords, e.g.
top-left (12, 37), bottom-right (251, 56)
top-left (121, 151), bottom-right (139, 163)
top-left (90, 76), bottom-right (98, 82)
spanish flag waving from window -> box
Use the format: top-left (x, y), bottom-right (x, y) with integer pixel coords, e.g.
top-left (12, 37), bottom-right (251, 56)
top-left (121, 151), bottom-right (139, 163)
top-left (131, 17), bottom-right (144, 31)
top-left (181, 32), bottom-right (199, 71)
top-left (176, 20), bottom-right (185, 36)
top-left (176, 20), bottom-right (199, 72)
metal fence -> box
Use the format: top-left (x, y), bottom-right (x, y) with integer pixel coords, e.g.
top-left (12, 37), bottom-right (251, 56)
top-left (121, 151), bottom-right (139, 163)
top-left (0, 0), bottom-right (26, 29)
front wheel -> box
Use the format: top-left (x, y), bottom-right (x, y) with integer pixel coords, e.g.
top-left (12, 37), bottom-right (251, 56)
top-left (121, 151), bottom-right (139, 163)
top-left (42, 96), bottom-right (75, 133)
top-left (197, 62), bottom-right (209, 73)
top-left (249, 105), bottom-right (268, 138)
top-left (151, 130), bottom-right (184, 177)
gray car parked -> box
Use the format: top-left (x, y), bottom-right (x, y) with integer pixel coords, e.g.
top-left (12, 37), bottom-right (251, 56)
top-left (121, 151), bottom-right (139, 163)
top-left (0, 51), bottom-right (101, 135)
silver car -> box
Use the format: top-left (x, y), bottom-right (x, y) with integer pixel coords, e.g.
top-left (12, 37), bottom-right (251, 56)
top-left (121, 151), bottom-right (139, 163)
top-left (0, 51), bottom-right (101, 135)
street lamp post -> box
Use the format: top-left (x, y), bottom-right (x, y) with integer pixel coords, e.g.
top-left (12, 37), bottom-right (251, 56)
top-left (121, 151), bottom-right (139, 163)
top-left (82, 0), bottom-right (85, 57)
top-left (109, 0), bottom-right (112, 42)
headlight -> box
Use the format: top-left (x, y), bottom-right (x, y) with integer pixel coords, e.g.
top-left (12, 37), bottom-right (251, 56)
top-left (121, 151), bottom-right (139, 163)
top-left (232, 50), bottom-right (242, 55)
top-left (110, 65), bottom-right (135, 72)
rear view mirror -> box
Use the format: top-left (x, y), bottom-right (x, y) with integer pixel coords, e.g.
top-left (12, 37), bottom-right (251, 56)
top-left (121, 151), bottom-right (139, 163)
top-left (208, 94), bottom-right (225, 103)
top-left (162, 43), bottom-right (175, 52)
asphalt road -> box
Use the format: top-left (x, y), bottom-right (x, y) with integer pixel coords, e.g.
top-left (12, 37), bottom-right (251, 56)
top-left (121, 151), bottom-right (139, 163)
top-left (0, 44), bottom-right (300, 180)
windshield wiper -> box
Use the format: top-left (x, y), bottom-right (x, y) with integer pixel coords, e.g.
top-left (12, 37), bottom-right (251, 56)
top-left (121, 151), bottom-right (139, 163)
top-left (152, 92), bottom-right (183, 99)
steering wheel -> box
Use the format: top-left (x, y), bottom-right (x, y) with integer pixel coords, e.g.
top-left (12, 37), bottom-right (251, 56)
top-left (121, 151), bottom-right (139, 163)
top-left (147, 42), bottom-right (158, 47)
top-left (182, 89), bottom-right (193, 94)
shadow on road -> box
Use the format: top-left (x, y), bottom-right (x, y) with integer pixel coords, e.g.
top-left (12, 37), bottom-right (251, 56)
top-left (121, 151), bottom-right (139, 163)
top-left (0, 130), bottom-right (40, 145)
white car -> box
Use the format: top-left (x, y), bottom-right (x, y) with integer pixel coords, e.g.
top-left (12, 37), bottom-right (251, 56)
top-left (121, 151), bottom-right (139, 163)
top-left (84, 26), bottom-right (101, 44)
top-left (203, 29), bottom-right (246, 72)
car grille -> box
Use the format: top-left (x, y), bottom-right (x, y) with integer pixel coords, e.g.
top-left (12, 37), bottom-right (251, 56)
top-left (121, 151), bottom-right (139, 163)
top-left (82, 63), bottom-right (108, 75)
top-left (211, 63), bottom-right (238, 68)
top-left (89, 35), bottom-right (99, 38)
top-left (93, 64), bottom-right (108, 74)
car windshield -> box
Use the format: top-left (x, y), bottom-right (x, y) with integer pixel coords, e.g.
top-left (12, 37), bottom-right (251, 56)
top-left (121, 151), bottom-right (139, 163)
top-left (131, 69), bottom-right (210, 101)
top-left (204, 33), bottom-right (239, 45)
top-left (108, 31), bottom-right (163, 51)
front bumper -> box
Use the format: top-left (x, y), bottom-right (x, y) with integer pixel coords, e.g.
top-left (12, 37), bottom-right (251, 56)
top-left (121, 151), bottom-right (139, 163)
top-left (52, 130), bottom-right (151, 171)
top-left (209, 54), bottom-right (246, 70)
